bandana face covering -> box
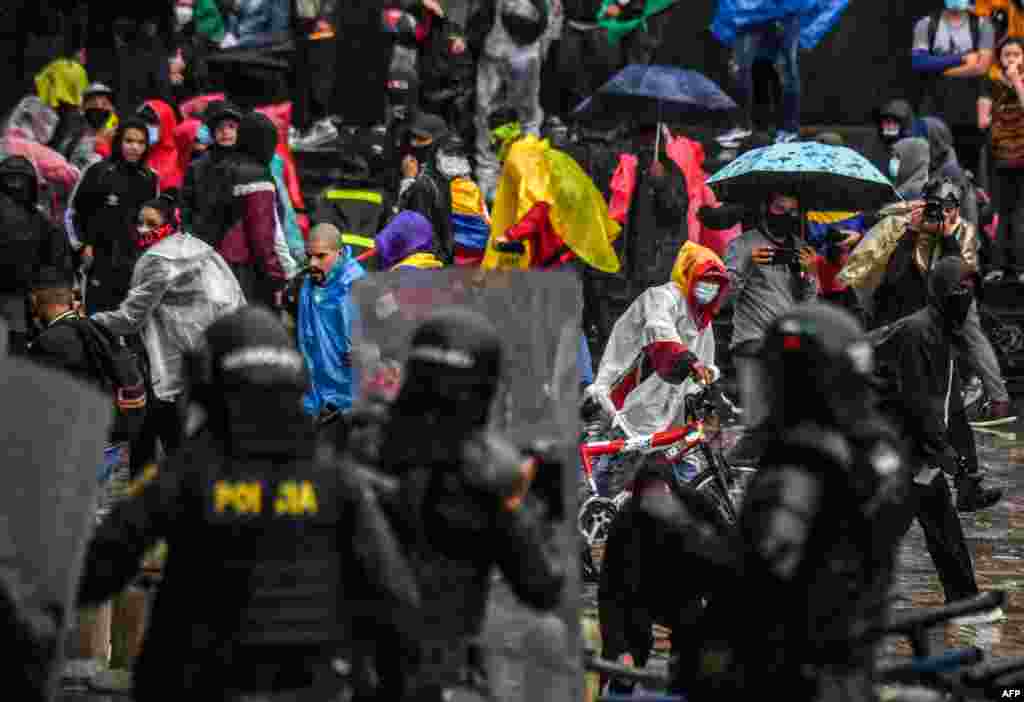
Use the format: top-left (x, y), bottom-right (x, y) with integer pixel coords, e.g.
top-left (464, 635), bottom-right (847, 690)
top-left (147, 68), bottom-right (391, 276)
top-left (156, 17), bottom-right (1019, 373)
top-left (136, 222), bottom-right (175, 249)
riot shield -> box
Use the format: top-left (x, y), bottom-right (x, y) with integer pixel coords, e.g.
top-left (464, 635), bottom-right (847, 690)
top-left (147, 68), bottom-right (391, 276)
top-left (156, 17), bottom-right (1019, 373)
top-left (0, 357), bottom-right (111, 699)
top-left (351, 267), bottom-right (582, 702)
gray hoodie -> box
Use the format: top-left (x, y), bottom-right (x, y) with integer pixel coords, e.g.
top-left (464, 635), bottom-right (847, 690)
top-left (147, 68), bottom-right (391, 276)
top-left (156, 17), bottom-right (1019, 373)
top-left (892, 137), bottom-right (930, 200)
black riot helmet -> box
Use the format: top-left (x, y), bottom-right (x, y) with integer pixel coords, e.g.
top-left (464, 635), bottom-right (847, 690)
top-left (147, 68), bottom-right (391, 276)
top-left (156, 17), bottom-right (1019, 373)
top-left (390, 307), bottom-right (503, 440)
top-left (743, 304), bottom-right (878, 434)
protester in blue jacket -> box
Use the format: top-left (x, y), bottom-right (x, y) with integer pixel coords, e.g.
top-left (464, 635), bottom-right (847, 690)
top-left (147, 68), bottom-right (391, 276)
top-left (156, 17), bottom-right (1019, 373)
top-left (297, 222), bottom-right (366, 421)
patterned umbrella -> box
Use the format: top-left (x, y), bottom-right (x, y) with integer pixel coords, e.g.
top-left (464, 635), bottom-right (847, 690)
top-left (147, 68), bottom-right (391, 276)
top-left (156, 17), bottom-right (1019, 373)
top-left (706, 142), bottom-right (898, 212)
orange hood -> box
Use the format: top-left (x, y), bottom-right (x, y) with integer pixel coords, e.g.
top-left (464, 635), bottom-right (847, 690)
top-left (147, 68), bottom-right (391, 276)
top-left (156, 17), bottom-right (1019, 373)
top-left (670, 241), bottom-right (729, 330)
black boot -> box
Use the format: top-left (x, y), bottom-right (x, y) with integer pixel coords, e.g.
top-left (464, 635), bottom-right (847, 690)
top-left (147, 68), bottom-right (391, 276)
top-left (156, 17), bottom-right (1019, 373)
top-left (955, 472), bottom-right (1003, 512)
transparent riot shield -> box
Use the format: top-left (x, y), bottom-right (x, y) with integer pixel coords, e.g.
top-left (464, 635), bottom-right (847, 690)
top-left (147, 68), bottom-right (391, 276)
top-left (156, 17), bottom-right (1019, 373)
top-left (351, 267), bottom-right (582, 702)
top-left (0, 358), bottom-right (110, 697)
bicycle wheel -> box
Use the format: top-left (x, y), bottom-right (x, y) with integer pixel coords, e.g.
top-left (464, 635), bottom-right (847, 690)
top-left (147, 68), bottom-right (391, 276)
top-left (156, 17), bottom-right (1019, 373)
top-left (691, 470), bottom-right (737, 526)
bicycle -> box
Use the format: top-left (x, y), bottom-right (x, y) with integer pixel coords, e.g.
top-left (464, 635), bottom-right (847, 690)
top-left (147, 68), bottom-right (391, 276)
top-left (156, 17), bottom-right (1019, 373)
top-left (577, 383), bottom-right (756, 548)
top-left (583, 591), bottom-right (1015, 702)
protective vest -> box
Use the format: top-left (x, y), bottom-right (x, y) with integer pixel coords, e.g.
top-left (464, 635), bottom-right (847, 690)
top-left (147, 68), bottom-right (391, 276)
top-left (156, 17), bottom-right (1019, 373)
top-left (200, 453), bottom-right (347, 648)
top-left (315, 186), bottom-right (390, 267)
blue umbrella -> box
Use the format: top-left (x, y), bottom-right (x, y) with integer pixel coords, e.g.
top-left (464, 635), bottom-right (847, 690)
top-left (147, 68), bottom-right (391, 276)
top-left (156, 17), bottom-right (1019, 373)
top-left (572, 65), bottom-right (737, 127)
top-left (706, 142), bottom-right (898, 212)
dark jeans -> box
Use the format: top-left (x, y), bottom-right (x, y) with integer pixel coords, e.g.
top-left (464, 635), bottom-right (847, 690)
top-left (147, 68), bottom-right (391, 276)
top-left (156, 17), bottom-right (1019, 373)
top-left (895, 473), bottom-right (978, 603)
top-left (129, 395), bottom-right (184, 477)
top-left (730, 15), bottom-right (801, 133)
top-left (993, 167), bottom-right (1024, 274)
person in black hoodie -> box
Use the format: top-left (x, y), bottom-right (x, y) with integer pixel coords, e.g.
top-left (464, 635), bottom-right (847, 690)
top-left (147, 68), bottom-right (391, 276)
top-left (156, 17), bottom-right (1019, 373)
top-left (70, 119), bottom-right (159, 315)
top-left (397, 111), bottom-right (454, 263)
top-left (181, 100), bottom-right (244, 244)
top-left (877, 257), bottom-right (1003, 616)
top-left (0, 156), bottom-right (70, 354)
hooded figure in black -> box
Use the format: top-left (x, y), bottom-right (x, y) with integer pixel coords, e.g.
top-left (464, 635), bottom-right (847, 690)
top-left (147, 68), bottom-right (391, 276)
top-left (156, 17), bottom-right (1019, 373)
top-left (877, 256), bottom-right (1001, 542)
top-left (677, 304), bottom-right (910, 702)
top-left (397, 112), bottom-right (454, 263)
top-left (75, 306), bottom-right (420, 700)
top-left (364, 307), bottom-right (565, 701)
top-left (0, 156), bottom-right (70, 354)
top-left (181, 101), bottom-right (244, 244)
top-left (69, 118), bottom-right (158, 314)
top-left (599, 460), bottom-right (737, 695)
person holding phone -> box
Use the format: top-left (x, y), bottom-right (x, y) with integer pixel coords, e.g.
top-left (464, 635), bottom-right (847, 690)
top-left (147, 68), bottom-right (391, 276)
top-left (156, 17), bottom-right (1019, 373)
top-left (723, 192), bottom-right (819, 464)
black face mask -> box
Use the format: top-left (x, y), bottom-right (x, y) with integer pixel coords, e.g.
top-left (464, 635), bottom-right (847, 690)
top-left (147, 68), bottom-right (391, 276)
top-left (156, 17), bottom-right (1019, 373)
top-left (764, 210), bottom-right (801, 241)
top-left (943, 288), bottom-right (973, 329)
top-left (84, 108), bottom-right (112, 130)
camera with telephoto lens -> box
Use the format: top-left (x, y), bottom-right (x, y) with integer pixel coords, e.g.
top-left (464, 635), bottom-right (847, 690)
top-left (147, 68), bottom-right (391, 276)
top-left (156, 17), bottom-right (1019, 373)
top-left (921, 177), bottom-right (962, 225)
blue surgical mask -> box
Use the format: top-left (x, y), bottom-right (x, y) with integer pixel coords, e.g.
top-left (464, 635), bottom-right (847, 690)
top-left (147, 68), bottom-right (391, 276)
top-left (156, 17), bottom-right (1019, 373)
top-left (945, 0), bottom-right (971, 11)
top-left (694, 281), bottom-right (721, 305)
top-left (197, 124), bottom-right (213, 146)
top-left (147, 125), bottom-right (160, 145)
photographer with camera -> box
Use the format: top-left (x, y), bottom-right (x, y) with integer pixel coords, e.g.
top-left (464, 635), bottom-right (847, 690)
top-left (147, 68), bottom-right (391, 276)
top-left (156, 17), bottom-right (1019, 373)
top-left (723, 192), bottom-right (819, 464)
top-left (864, 177), bottom-right (1016, 427)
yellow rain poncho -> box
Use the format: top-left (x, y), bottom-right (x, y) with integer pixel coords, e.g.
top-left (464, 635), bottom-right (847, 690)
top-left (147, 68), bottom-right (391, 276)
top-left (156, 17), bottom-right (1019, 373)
top-left (481, 135), bottom-right (622, 273)
top-left (35, 58), bottom-right (88, 109)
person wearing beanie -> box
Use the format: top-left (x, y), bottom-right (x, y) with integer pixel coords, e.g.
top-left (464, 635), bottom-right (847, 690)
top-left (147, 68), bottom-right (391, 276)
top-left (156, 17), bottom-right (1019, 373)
top-left (75, 305), bottom-right (419, 701)
top-left (294, 222), bottom-right (367, 423)
top-left (181, 100), bottom-right (243, 239)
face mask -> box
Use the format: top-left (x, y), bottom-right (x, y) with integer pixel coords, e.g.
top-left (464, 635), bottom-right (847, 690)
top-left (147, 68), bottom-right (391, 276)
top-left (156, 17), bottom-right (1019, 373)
top-left (693, 281), bottom-right (721, 305)
top-left (136, 222), bottom-right (174, 249)
top-left (944, 288), bottom-right (973, 328)
top-left (175, 6), bottom-right (194, 27)
top-left (196, 124), bottom-right (213, 146)
top-left (85, 108), bottom-right (112, 130)
top-left (881, 125), bottom-right (900, 141)
top-left (147, 125), bottom-right (160, 145)
top-left (764, 210), bottom-right (800, 240)
top-left (945, 0), bottom-right (970, 10)
top-left (889, 156), bottom-right (901, 180)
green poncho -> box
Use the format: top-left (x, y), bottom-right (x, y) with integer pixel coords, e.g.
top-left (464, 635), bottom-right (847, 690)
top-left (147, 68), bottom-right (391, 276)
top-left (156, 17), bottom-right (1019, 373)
top-left (597, 0), bottom-right (679, 45)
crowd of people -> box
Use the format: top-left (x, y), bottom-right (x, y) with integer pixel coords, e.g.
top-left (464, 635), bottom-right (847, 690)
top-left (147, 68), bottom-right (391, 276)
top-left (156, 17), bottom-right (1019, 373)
top-left (3, 0), bottom-right (1024, 701)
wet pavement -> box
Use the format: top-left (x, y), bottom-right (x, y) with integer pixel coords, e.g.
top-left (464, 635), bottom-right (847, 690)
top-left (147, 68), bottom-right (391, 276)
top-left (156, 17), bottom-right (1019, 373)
top-left (58, 417), bottom-right (1024, 700)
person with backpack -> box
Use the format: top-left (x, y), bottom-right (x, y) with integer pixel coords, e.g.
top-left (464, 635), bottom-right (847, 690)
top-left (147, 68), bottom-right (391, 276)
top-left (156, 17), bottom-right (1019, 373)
top-left (91, 194), bottom-right (246, 474)
top-left (912, 2), bottom-right (996, 176)
top-left (25, 265), bottom-right (149, 694)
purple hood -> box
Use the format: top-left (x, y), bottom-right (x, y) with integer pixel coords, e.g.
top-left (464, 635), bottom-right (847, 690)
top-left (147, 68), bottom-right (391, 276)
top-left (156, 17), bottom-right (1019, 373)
top-left (375, 210), bottom-right (435, 269)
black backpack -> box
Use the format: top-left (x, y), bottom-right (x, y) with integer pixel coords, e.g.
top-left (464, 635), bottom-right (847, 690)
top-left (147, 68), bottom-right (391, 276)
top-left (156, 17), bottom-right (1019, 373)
top-left (74, 318), bottom-right (148, 442)
top-left (927, 10), bottom-right (981, 54)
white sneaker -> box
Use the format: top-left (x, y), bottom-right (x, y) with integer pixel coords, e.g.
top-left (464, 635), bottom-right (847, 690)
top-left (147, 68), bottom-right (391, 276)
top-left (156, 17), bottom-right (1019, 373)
top-left (951, 607), bottom-right (1006, 626)
top-left (1018, 272), bottom-right (1024, 284)
top-left (62, 658), bottom-right (106, 684)
top-left (716, 127), bottom-right (753, 145)
top-left (984, 270), bottom-right (1005, 283)
top-left (88, 668), bottom-right (134, 693)
top-left (291, 118), bottom-right (338, 150)
top-left (962, 376), bottom-right (984, 409)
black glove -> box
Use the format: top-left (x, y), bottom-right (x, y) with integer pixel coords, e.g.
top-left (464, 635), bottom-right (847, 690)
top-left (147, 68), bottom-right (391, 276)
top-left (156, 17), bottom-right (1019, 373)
top-left (525, 441), bottom-right (566, 522)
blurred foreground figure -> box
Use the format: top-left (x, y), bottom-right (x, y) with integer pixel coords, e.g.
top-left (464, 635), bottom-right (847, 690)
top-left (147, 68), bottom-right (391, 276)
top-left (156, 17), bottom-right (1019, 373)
top-left (0, 318), bottom-right (112, 701)
top-left (347, 307), bottom-right (567, 701)
top-left (74, 306), bottom-right (419, 700)
top-left (676, 304), bottom-right (910, 701)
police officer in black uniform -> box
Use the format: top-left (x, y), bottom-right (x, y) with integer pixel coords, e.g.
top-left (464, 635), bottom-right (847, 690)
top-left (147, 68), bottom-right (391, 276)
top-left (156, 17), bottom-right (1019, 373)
top-left (346, 306), bottom-right (567, 702)
top-left (675, 304), bottom-right (911, 701)
top-left (74, 305), bottom-right (420, 700)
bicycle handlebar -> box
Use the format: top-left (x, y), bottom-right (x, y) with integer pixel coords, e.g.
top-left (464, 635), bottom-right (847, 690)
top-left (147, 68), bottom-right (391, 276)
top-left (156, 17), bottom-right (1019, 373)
top-left (876, 647), bottom-right (984, 678)
top-left (583, 653), bottom-right (670, 687)
top-left (857, 591), bottom-right (1006, 642)
top-left (964, 654), bottom-right (1024, 685)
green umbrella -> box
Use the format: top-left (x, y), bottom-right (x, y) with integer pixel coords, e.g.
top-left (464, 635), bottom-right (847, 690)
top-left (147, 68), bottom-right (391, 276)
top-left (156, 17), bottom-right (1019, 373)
top-left (597, 0), bottom-right (680, 45)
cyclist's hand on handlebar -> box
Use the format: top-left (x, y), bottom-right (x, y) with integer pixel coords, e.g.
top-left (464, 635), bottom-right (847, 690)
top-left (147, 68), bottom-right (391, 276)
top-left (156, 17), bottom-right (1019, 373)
top-left (690, 362), bottom-right (714, 385)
